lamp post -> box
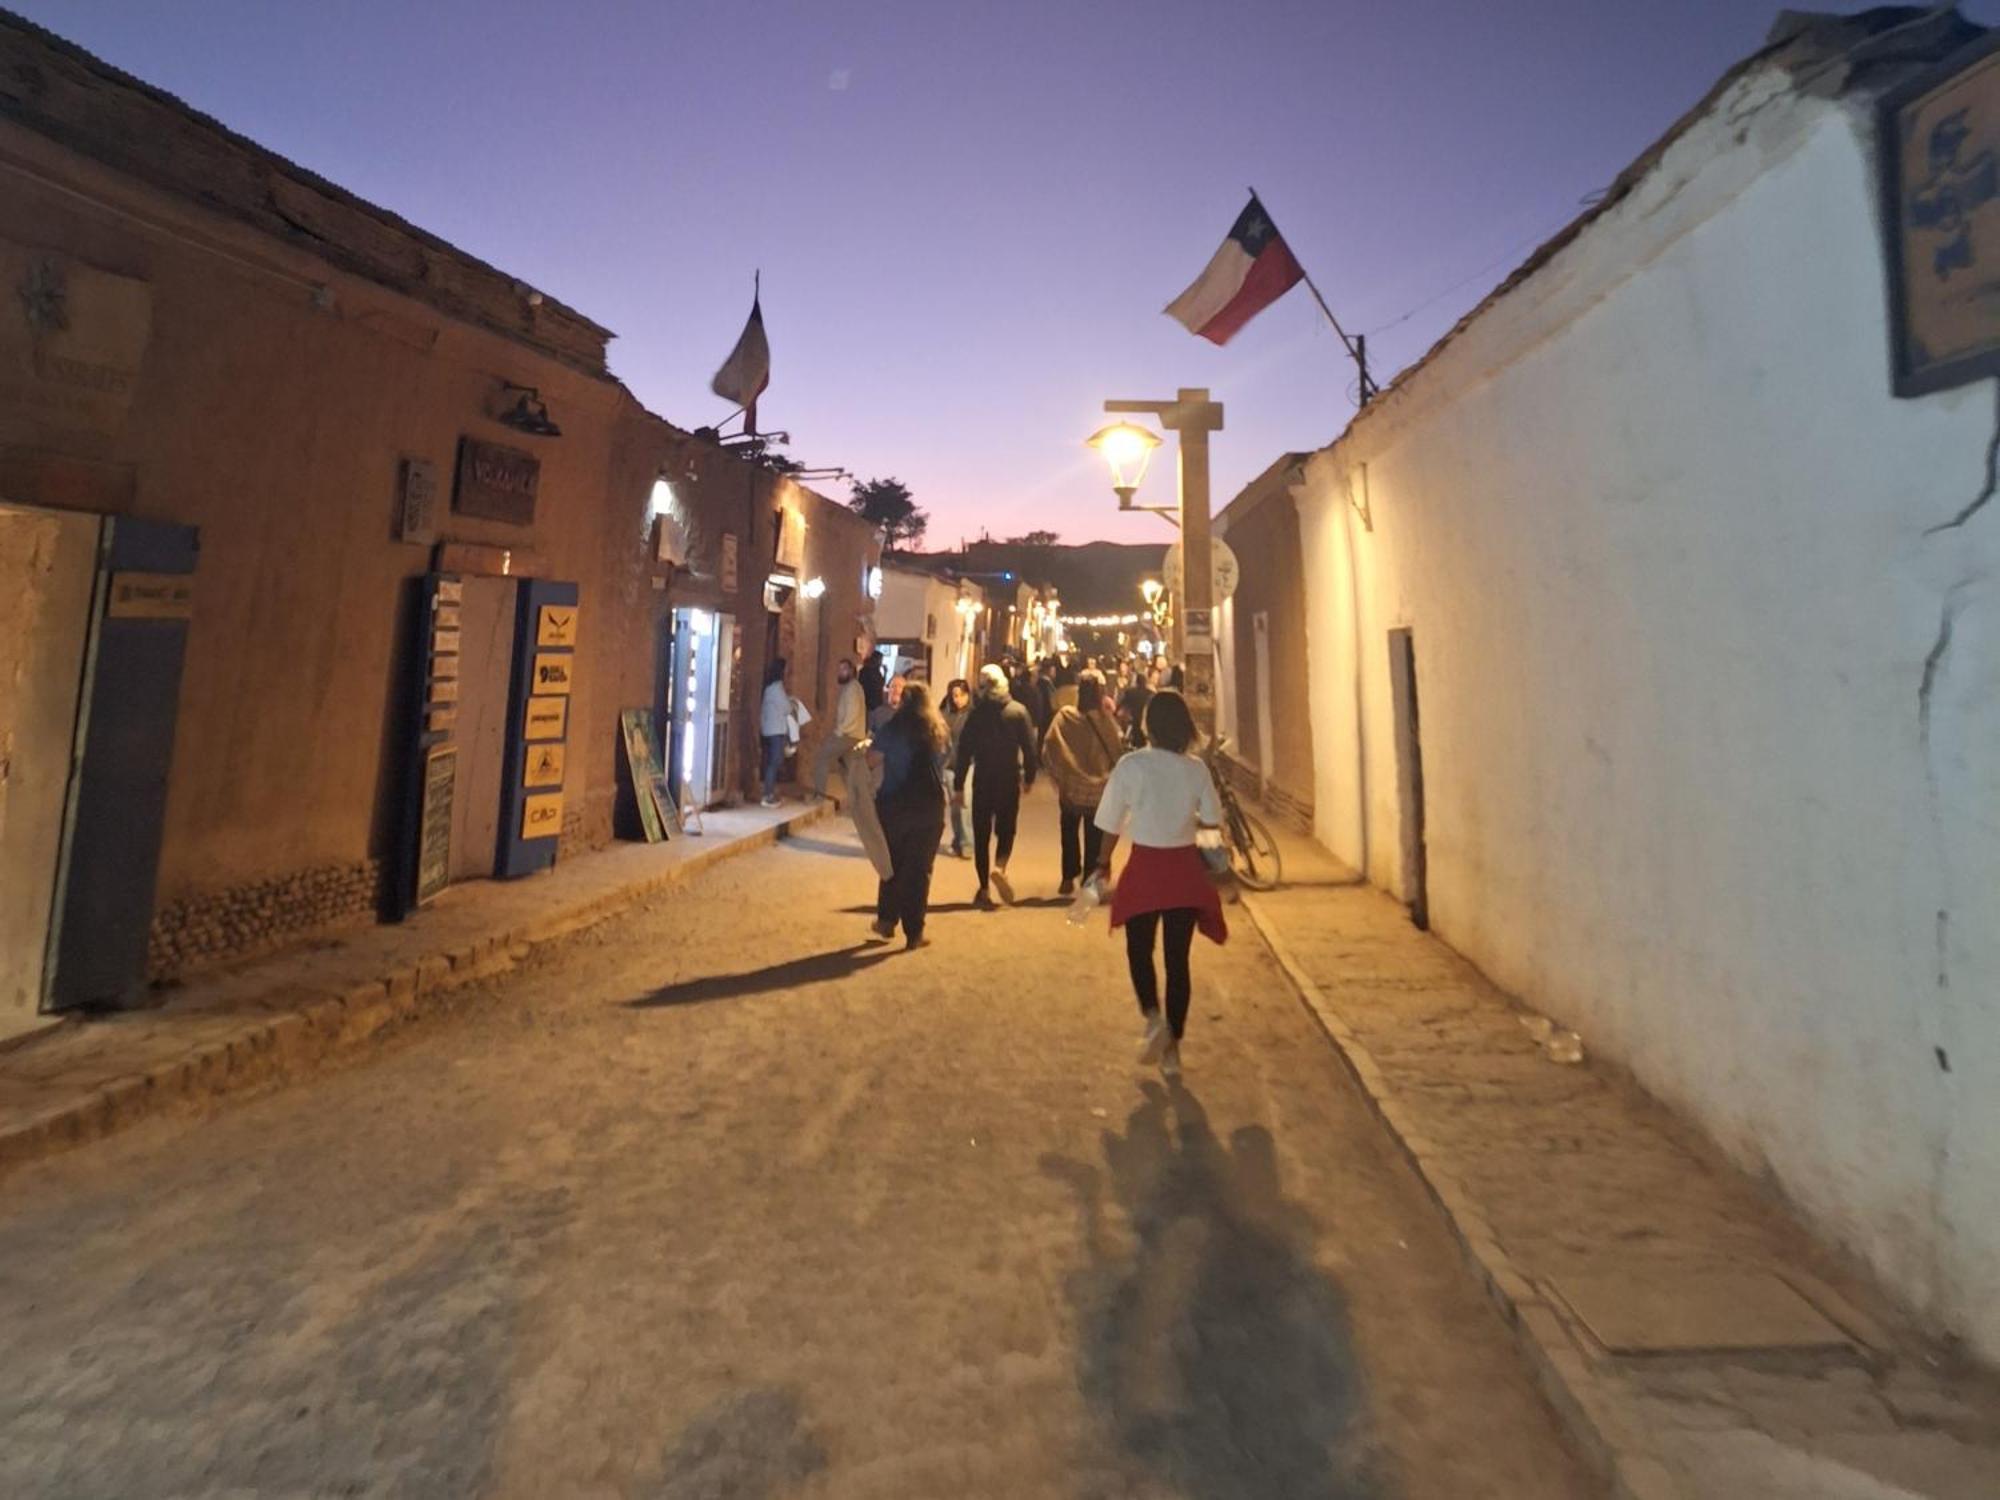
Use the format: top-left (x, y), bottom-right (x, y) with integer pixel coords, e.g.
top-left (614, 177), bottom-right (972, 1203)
top-left (1089, 388), bottom-right (1224, 735)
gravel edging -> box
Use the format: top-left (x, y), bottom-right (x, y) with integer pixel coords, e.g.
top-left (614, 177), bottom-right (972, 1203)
top-left (0, 804), bottom-right (832, 1180)
top-left (1239, 890), bottom-right (1681, 1500)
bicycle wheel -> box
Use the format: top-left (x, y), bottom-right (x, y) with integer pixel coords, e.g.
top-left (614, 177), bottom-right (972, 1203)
top-left (1229, 811), bottom-right (1283, 891)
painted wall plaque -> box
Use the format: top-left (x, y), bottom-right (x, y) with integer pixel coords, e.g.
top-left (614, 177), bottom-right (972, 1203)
top-left (397, 456), bottom-right (439, 545)
top-left (105, 571), bottom-right (193, 620)
top-left (524, 742), bottom-right (565, 788)
top-left (532, 652), bottom-right (573, 695)
top-left (0, 242), bottom-right (153, 443)
top-left (521, 791), bottom-right (563, 840)
top-left (453, 436), bottom-right (541, 525)
top-left (537, 604), bottom-right (578, 647)
top-left (524, 695), bottom-right (568, 740)
top-left (416, 745), bottom-right (456, 906)
top-left (1883, 34), bottom-right (2000, 395)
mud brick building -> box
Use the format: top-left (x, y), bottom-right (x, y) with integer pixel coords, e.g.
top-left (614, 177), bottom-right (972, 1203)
top-left (0, 11), bottom-right (879, 1034)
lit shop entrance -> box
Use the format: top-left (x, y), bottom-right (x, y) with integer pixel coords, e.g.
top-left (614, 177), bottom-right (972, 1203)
top-left (665, 606), bottom-right (735, 812)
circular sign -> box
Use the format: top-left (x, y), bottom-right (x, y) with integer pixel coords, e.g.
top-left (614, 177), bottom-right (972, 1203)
top-left (1161, 539), bottom-right (1240, 603)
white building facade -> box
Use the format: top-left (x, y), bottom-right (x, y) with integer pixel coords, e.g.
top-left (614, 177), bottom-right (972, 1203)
top-left (1278, 17), bottom-right (2000, 1358)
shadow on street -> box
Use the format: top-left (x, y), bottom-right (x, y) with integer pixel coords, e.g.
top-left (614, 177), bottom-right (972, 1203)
top-left (625, 945), bottom-right (894, 1009)
top-left (1041, 1081), bottom-right (1385, 1499)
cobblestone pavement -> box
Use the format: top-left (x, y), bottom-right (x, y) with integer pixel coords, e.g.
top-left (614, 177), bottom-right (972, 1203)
top-left (0, 790), bottom-right (1594, 1499)
top-left (1248, 836), bottom-right (2000, 1500)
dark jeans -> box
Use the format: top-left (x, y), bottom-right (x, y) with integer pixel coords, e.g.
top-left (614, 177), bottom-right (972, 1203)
top-left (1059, 802), bottom-right (1104, 883)
top-left (760, 733), bottom-right (786, 800)
top-left (876, 799), bottom-right (944, 940)
top-left (971, 788), bottom-right (1020, 892)
top-left (1126, 908), bottom-right (1199, 1039)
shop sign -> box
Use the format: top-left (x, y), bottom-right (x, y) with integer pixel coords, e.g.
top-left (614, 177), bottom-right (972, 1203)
top-left (1183, 607), bottom-right (1215, 652)
top-left (1882, 33), bottom-right (2000, 395)
top-left (453, 436), bottom-right (541, 524)
top-left (521, 791), bottom-right (564, 840)
top-left (776, 506), bottom-right (806, 569)
top-left (536, 604), bottom-right (578, 647)
top-left (397, 457), bottom-right (439, 545)
top-left (1162, 539), bottom-right (1240, 603)
top-left (524, 695), bottom-right (568, 739)
top-left (524, 742), bottom-right (565, 788)
top-left (106, 571), bottom-right (193, 620)
top-left (720, 532), bottom-right (740, 593)
top-left (533, 652), bottom-right (573, 695)
top-left (0, 242), bottom-right (152, 441)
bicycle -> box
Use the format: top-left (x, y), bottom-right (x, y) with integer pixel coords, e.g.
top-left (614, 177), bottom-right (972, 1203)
top-left (1200, 737), bottom-right (1283, 891)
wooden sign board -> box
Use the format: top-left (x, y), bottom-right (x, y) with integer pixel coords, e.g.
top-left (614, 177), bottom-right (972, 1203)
top-left (720, 532), bottom-right (739, 593)
top-left (416, 744), bottom-right (456, 905)
top-left (1883, 34), bottom-right (2000, 395)
top-left (620, 708), bottom-right (677, 843)
top-left (533, 652), bottom-right (573, 695)
top-left (524, 695), bottom-right (567, 740)
top-left (537, 604), bottom-right (578, 647)
top-left (453, 436), bottom-right (540, 525)
top-left (521, 791), bottom-right (563, 841)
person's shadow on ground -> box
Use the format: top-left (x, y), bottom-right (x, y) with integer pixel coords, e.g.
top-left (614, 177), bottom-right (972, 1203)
top-left (1041, 1082), bottom-right (1386, 1499)
top-left (624, 944), bottom-right (893, 1009)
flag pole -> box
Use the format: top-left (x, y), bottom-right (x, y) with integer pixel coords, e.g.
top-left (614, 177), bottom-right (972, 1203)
top-left (1250, 186), bottom-right (1376, 405)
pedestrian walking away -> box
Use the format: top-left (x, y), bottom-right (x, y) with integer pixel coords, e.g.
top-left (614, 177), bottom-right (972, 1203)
top-left (813, 657), bottom-right (867, 803)
top-left (954, 663), bottom-right (1038, 908)
top-left (1116, 662), bottom-right (1154, 749)
top-left (758, 656), bottom-right (797, 807)
top-left (1093, 689), bottom-right (1227, 1078)
top-left (858, 649), bottom-right (887, 717)
top-left (1041, 668), bottom-right (1124, 896)
top-left (940, 677), bottom-right (974, 858)
top-left (867, 680), bottom-right (949, 949)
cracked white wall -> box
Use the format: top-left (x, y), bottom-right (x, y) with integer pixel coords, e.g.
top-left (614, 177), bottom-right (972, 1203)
top-left (1290, 73), bottom-right (2000, 1359)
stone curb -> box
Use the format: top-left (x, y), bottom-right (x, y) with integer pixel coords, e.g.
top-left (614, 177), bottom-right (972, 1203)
top-left (0, 804), bottom-right (832, 1181)
top-left (1239, 891), bottom-right (1682, 1500)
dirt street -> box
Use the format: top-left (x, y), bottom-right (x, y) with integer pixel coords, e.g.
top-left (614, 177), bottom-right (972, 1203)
top-left (0, 790), bottom-right (1595, 1499)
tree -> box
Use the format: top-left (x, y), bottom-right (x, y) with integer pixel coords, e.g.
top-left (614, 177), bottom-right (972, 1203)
top-left (848, 476), bottom-right (928, 551)
top-left (1004, 529), bottom-right (1061, 549)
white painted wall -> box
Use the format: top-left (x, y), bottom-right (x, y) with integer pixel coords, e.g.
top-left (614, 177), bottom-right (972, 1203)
top-left (1293, 72), bottom-right (2000, 1358)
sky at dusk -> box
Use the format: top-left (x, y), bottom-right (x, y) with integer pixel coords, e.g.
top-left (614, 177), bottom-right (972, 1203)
top-left (15, 1), bottom-right (1989, 544)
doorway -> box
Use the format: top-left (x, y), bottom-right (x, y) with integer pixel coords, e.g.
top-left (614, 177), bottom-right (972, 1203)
top-left (1253, 610), bottom-right (1276, 784)
top-left (448, 576), bottom-right (518, 882)
top-left (667, 605), bottom-right (733, 812)
top-left (0, 503), bottom-right (99, 1040)
top-left (1387, 628), bottom-right (1428, 930)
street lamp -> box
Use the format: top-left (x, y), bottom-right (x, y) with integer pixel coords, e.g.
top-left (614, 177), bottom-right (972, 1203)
top-left (1140, 578), bottom-right (1164, 608)
top-left (1091, 388), bottom-right (1225, 734)
top-left (1086, 421), bottom-right (1162, 509)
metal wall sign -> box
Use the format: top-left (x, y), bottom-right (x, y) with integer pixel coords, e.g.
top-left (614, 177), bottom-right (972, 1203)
top-left (453, 436), bottom-right (541, 524)
top-left (0, 243), bottom-right (152, 442)
top-left (1881, 32), bottom-right (2000, 396)
top-left (1162, 538), bottom-right (1241, 602)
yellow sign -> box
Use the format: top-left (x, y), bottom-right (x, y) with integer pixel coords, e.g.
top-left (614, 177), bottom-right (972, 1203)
top-left (432, 652), bottom-right (460, 679)
top-left (430, 676), bottom-right (460, 704)
top-left (428, 707), bottom-right (457, 732)
top-left (435, 605), bottom-right (462, 630)
top-left (537, 604), bottom-right (578, 647)
top-left (432, 629), bottom-right (461, 655)
top-left (105, 572), bottom-right (193, 620)
top-left (532, 652), bottom-right (573, 695)
top-left (524, 742), bottom-right (565, 788)
top-left (524, 695), bottom-right (567, 740)
top-left (522, 791), bottom-right (564, 840)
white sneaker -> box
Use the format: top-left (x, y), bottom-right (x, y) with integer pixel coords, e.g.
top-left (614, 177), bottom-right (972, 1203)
top-left (1161, 1041), bottom-right (1182, 1079)
top-left (1138, 1013), bottom-right (1168, 1065)
top-left (760, 796), bottom-right (780, 808)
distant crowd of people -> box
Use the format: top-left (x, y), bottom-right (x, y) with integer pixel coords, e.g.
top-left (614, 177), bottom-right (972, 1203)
top-left (761, 646), bottom-right (1223, 1080)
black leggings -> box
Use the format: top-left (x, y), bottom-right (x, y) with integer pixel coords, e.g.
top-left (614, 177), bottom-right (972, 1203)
top-left (1059, 802), bottom-right (1104, 883)
top-left (1126, 908), bottom-right (1199, 1039)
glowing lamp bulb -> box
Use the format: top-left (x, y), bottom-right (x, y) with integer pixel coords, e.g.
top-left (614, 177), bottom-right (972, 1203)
top-left (1087, 421), bottom-right (1161, 504)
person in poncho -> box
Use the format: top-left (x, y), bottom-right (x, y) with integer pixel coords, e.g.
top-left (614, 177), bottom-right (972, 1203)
top-left (1040, 669), bottom-right (1124, 897)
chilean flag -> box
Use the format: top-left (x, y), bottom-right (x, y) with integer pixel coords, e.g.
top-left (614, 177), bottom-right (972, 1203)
top-left (1165, 195), bottom-right (1305, 345)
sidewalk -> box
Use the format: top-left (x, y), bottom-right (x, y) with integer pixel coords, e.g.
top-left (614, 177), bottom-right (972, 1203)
top-left (0, 800), bottom-right (830, 1179)
top-left (1242, 826), bottom-right (2000, 1500)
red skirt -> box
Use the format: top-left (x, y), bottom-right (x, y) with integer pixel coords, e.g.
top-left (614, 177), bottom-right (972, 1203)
top-left (1108, 843), bottom-right (1228, 945)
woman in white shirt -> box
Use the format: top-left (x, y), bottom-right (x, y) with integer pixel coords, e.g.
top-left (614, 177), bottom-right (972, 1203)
top-left (1092, 690), bottom-right (1227, 1078)
top-left (758, 657), bottom-right (794, 807)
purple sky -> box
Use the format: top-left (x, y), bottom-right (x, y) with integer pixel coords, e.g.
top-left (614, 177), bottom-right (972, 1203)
top-left (18, 2), bottom-right (1977, 543)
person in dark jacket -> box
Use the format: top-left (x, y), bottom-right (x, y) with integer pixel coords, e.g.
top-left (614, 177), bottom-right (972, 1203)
top-left (867, 681), bottom-right (949, 950)
top-left (954, 664), bottom-right (1039, 908)
top-left (858, 650), bottom-right (888, 716)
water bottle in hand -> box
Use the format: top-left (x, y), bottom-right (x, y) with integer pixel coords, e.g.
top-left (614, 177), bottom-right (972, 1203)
top-left (1067, 873), bottom-right (1105, 927)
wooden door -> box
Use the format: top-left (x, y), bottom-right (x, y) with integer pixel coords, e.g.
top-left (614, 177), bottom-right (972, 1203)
top-left (449, 577), bottom-right (517, 881)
